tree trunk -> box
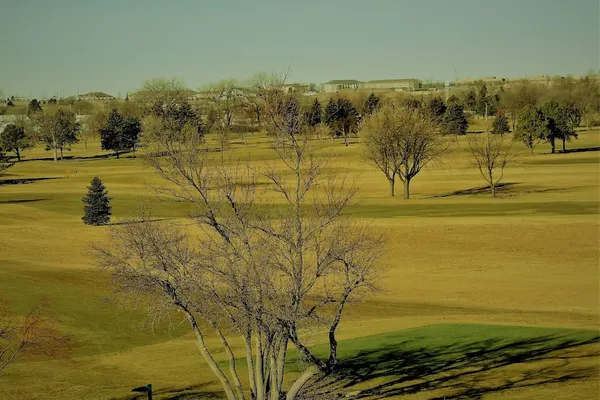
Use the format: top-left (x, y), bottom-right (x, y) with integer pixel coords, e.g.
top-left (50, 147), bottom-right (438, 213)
top-left (403, 179), bottom-right (411, 200)
top-left (389, 178), bottom-right (395, 197)
top-left (213, 324), bottom-right (245, 400)
top-left (243, 332), bottom-right (257, 400)
top-left (16, 149), bottom-right (20, 162)
top-left (562, 138), bottom-right (566, 152)
top-left (60, 147), bottom-right (63, 160)
top-left (288, 327), bottom-right (327, 372)
top-left (550, 138), bottom-right (555, 154)
top-left (182, 309), bottom-right (237, 400)
top-left (327, 292), bottom-right (350, 372)
top-left (254, 332), bottom-right (265, 400)
top-left (285, 366), bottom-right (319, 400)
top-left (53, 148), bottom-right (58, 162)
top-left (344, 130), bottom-right (349, 147)
top-left (116, 150), bottom-right (120, 159)
top-left (491, 183), bottom-right (496, 198)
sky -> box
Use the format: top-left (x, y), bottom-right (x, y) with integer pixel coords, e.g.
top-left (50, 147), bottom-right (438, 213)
top-left (0, 0), bottom-right (598, 98)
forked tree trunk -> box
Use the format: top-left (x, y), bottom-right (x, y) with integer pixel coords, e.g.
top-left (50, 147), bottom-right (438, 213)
top-left (403, 179), bottom-right (411, 200)
top-left (285, 366), bottom-right (319, 400)
top-left (181, 309), bottom-right (237, 400)
top-left (327, 292), bottom-right (351, 372)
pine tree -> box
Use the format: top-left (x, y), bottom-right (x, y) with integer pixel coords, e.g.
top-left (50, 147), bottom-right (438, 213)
top-left (441, 103), bottom-right (469, 135)
top-left (100, 108), bottom-right (141, 158)
top-left (465, 90), bottom-right (477, 111)
top-left (492, 110), bottom-right (510, 135)
top-left (427, 97), bottom-right (447, 124)
top-left (476, 84), bottom-right (488, 116)
top-left (27, 99), bottom-right (42, 115)
top-left (324, 98), bottom-right (338, 126)
top-left (363, 93), bottom-right (380, 116)
top-left (82, 177), bottom-right (112, 226)
top-left (309, 98), bottom-right (322, 126)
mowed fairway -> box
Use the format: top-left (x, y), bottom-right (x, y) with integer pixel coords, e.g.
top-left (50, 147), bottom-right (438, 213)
top-left (0, 129), bottom-right (598, 399)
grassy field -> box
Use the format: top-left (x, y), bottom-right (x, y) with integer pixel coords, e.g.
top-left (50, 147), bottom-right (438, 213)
top-left (0, 128), bottom-right (598, 399)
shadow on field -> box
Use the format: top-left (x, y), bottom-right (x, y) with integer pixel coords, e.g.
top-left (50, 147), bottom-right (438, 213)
top-left (0, 198), bottom-right (50, 204)
top-left (558, 146), bottom-right (600, 154)
top-left (431, 182), bottom-right (518, 198)
top-left (304, 333), bottom-right (600, 399)
top-left (119, 383), bottom-right (223, 400)
top-left (21, 152), bottom-right (133, 162)
top-left (0, 176), bottom-right (63, 185)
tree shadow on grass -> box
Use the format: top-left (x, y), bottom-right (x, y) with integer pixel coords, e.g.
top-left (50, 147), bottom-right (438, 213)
top-left (304, 333), bottom-right (600, 399)
top-left (19, 152), bottom-right (135, 162)
top-left (0, 176), bottom-right (63, 185)
top-left (117, 383), bottom-right (224, 400)
top-left (429, 182), bottom-right (518, 198)
top-left (430, 182), bottom-right (592, 199)
top-left (559, 146), bottom-right (600, 154)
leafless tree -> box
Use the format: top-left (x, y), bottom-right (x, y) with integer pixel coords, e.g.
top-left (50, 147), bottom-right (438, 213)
top-left (361, 105), bottom-right (450, 199)
top-left (204, 79), bottom-right (245, 130)
top-left (94, 74), bottom-right (385, 400)
top-left (467, 132), bottom-right (516, 198)
top-left (0, 296), bottom-right (72, 374)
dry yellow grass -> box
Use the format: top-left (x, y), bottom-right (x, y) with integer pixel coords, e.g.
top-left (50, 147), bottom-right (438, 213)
top-left (0, 129), bottom-right (598, 399)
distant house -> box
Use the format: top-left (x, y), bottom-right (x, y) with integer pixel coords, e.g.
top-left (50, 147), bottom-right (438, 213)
top-left (364, 79), bottom-right (421, 91)
top-left (76, 92), bottom-right (115, 101)
top-left (322, 78), bottom-right (421, 93)
top-left (322, 80), bottom-right (363, 93)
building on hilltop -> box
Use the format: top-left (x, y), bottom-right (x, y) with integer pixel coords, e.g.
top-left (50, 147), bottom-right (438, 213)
top-left (322, 80), bottom-right (364, 93)
top-left (76, 92), bottom-right (115, 101)
top-left (364, 79), bottom-right (421, 91)
top-left (321, 78), bottom-right (421, 93)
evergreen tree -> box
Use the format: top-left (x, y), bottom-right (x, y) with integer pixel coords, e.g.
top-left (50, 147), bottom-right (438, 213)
top-left (82, 177), bottom-right (112, 226)
top-left (492, 110), bottom-right (510, 135)
top-left (427, 97), bottom-right (447, 124)
top-left (465, 90), bottom-right (477, 111)
top-left (27, 99), bottom-right (42, 115)
top-left (447, 95), bottom-right (462, 105)
top-left (441, 103), bottom-right (469, 135)
top-left (324, 98), bottom-right (338, 126)
top-left (363, 93), bottom-right (380, 116)
top-left (476, 84), bottom-right (488, 116)
top-left (309, 98), bottom-right (322, 126)
top-left (100, 108), bottom-right (141, 158)
top-left (335, 98), bottom-right (361, 146)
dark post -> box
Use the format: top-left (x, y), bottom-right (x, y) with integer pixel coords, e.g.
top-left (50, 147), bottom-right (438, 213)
top-left (132, 384), bottom-right (152, 400)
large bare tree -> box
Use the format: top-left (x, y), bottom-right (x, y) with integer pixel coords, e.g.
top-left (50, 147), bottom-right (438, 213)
top-left (94, 75), bottom-right (385, 400)
top-left (361, 105), bottom-right (449, 199)
top-left (467, 132), bottom-right (516, 198)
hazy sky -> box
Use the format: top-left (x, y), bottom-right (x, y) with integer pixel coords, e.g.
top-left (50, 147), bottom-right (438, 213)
top-left (1, 0), bottom-right (598, 98)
